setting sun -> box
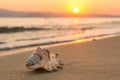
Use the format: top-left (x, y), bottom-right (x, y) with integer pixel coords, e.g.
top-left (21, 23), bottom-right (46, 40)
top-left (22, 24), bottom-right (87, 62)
top-left (73, 8), bottom-right (79, 13)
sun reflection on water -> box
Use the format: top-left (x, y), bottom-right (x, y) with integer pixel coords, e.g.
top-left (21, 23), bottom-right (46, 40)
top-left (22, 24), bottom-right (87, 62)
top-left (75, 39), bottom-right (84, 43)
top-left (72, 18), bottom-right (83, 40)
top-left (71, 18), bottom-right (85, 43)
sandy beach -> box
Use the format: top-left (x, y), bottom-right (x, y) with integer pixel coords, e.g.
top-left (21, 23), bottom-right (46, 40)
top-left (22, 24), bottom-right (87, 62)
top-left (0, 36), bottom-right (120, 80)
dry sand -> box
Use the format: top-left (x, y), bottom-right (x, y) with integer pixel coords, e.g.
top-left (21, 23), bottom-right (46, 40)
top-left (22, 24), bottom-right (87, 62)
top-left (0, 36), bottom-right (120, 80)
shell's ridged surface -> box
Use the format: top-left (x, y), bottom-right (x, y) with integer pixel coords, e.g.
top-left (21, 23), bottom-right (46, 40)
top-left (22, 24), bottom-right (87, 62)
top-left (27, 55), bottom-right (39, 66)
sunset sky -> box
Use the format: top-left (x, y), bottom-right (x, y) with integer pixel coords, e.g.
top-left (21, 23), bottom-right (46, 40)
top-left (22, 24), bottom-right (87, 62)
top-left (0, 0), bottom-right (120, 15)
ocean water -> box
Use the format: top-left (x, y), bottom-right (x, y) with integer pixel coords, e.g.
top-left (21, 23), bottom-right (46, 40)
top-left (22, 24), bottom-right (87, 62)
top-left (0, 17), bottom-right (120, 50)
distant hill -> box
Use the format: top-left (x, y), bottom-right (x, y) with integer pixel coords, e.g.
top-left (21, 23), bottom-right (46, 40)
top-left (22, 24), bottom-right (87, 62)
top-left (0, 8), bottom-right (28, 17)
top-left (0, 8), bottom-right (119, 17)
top-left (0, 8), bottom-right (64, 17)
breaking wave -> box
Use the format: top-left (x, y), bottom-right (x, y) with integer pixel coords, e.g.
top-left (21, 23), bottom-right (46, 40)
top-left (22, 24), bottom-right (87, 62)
top-left (0, 26), bottom-right (51, 33)
top-left (0, 18), bottom-right (120, 51)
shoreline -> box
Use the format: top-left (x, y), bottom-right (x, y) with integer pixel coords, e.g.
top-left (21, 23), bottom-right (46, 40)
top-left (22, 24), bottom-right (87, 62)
top-left (0, 34), bottom-right (119, 57)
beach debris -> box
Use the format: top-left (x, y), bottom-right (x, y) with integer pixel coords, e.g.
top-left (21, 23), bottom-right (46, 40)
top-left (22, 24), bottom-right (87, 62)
top-left (92, 39), bottom-right (96, 41)
top-left (26, 47), bottom-right (64, 71)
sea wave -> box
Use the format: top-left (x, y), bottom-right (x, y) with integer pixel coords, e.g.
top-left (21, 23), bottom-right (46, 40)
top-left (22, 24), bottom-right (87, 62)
top-left (0, 26), bottom-right (51, 33)
top-left (0, 20), bottom-right (119, 34)
top-left (0, 40), bottom-right (73, 51)
top-left (0, 26), bottom-right (96, 33)
top-left (0, 32), bottom-right (120, 51)
top-left (16, 36), bottom-right (56, 41)
top-left (0, 18), bottom-right (120, 51)
top-left (102, 21), bottom-right (120, 25)
top-left (0, 42), bottom-right (6, 44)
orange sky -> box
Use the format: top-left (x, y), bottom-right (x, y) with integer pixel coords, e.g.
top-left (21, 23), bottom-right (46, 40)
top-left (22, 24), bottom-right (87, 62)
top-left (0, 0), bottom-right (120, 15)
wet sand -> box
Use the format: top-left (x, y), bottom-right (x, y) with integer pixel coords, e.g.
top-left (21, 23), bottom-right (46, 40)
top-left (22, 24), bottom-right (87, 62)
top-left (0, 36), bottom-right (120, 80)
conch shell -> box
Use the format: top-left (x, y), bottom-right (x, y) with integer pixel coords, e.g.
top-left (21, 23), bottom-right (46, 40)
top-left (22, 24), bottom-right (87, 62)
top-left (26, 47), bottom-right (64, 71)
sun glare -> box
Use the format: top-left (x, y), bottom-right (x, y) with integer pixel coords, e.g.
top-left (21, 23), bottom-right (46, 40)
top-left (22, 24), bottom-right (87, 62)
top-left (73, 8), bottom-right (79, 13)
